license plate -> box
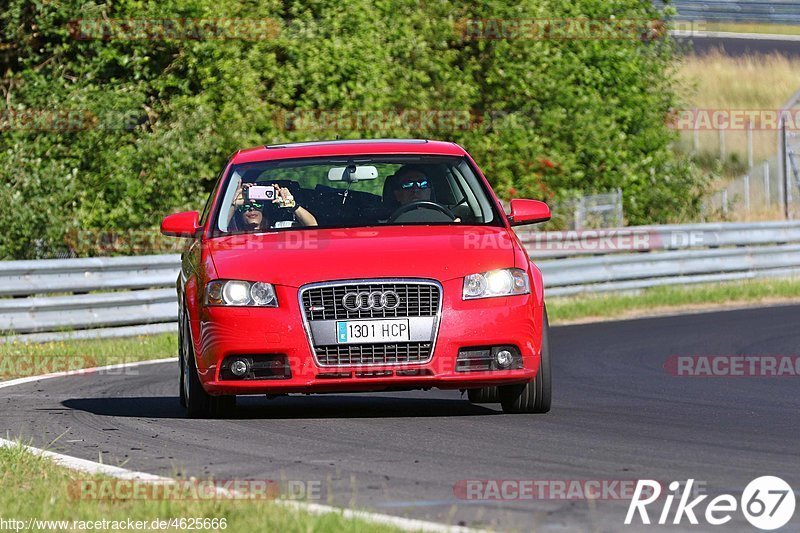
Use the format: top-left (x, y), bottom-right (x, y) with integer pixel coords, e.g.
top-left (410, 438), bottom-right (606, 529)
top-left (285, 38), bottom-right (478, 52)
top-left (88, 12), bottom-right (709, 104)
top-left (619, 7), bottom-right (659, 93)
top-left (336, 319), bottom-right (410, 344)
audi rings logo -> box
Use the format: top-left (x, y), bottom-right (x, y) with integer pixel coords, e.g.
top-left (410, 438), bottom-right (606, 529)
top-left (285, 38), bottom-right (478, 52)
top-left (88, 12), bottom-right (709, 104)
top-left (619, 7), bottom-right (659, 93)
top-left (342, 291), bottom-right (402, 311)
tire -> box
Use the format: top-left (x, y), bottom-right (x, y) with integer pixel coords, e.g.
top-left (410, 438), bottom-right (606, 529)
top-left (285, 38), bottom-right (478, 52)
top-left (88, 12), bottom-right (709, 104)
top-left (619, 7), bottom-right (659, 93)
top-left (212, 395), bottom-right (237, 418)
top-left (500, 306), bottom-right (552, 414)
top-left (467, 386), bottom-right (500, 403)
top-left (178, 308), bottom-right (186, 408)
top-left (533, 307), bottom-right (552, 413)
top-left (181, 309), bottom-right (236, 418)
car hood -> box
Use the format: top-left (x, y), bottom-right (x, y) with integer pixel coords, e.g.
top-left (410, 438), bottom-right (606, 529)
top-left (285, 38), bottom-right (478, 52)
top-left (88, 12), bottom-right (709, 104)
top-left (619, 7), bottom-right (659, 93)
top-left (206, 226), bottom-right (517, 287)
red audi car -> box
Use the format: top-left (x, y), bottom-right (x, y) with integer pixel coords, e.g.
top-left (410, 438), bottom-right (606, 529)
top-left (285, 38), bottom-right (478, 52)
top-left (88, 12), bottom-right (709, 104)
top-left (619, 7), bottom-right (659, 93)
top-left (161, 139), bottom-right (552, 418)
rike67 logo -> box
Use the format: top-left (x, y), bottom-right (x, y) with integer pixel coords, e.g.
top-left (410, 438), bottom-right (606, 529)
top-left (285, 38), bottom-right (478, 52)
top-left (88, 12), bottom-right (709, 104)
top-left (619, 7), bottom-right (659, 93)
top-left (626, 477), bottom-right (795, 530)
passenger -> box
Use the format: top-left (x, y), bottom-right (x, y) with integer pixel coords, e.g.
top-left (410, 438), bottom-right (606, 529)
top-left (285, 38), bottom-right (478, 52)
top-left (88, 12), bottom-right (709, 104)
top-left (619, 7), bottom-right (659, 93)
top-left (229, 183), bottom-right (317, 231)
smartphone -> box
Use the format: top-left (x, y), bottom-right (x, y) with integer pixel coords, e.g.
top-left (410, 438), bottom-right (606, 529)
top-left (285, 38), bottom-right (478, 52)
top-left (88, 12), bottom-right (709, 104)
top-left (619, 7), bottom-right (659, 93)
top-left (245, 185), bottom-right (276, 202)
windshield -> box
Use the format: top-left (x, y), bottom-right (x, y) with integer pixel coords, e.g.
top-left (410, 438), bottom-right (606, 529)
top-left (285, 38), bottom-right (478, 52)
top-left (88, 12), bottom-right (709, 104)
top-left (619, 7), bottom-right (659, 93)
top-left (214, 155), bottom-right (501, 233)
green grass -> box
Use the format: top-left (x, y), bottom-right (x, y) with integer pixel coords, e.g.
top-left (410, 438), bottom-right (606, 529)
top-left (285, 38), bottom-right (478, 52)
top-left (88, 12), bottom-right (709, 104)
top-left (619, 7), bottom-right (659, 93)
top-left (0, 334), bottom-right (177, 379)
top-left (0, 442), bottom-right (401, 533)
top-left (548, 277), bottom-right (800, 323)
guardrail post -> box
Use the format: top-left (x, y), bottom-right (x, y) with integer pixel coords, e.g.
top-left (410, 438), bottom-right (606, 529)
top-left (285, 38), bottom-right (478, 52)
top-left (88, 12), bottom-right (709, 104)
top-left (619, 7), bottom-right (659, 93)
top-left (783, 117), bottom-right (790, 219)
top-left (574, 198), bottom-right (583, 230)
top-left (743, 175), bottom-right (750, 213)
top-left (764, 161), bottom-right (771, 207)
top-left (721, 190), bottom-right (728, 217)
top-left (776, 89), bottom-right (800, 219)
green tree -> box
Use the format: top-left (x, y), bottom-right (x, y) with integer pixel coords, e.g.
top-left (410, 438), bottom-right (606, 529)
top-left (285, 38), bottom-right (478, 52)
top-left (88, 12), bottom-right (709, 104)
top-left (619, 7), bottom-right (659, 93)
top-left (0, 0), bottom-right (705, 258)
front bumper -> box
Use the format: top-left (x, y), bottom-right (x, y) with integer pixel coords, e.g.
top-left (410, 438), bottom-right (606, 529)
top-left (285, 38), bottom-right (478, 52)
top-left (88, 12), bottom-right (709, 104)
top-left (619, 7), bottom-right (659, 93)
top-left (195, 278), bottom-right (543, 395)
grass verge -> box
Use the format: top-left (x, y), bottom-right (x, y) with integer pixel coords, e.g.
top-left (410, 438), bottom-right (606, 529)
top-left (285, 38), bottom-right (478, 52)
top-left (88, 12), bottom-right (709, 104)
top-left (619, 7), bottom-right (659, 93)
top-left (0, 333), bottom-right (177, 380)
top-left (0, 442), bottom-right (400, 533)
top-left (548, 277), bottom-right (800, 324)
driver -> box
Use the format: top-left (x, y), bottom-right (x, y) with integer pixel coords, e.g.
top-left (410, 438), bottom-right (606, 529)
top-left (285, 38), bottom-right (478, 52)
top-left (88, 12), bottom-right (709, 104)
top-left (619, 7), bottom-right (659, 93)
top-left (385, 165), bottom-right (461, 222)
top-left (391, 165), bottom-right (434, 206)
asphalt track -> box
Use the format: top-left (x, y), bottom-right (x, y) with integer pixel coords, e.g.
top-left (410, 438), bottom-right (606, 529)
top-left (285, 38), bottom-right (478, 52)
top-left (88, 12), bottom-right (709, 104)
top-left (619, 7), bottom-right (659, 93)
top-left (676, 35), bottom-right (800, 57)
top-left (2, 305), bottom-right (799, 532)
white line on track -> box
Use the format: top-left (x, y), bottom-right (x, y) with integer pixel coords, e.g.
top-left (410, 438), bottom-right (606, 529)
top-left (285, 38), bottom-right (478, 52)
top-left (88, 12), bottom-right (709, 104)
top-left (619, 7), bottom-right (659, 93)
top-left (0, 358), bottom-right (477, 533)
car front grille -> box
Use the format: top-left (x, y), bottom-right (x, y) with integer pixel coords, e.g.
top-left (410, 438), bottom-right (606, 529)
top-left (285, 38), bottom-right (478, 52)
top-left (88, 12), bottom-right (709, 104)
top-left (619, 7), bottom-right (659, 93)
top-left (300, 280), bottom-right (442, 367)
top-left (301, 282), bottom-right (440, 321)
top-left (315, 342), bottom-right (432, 366)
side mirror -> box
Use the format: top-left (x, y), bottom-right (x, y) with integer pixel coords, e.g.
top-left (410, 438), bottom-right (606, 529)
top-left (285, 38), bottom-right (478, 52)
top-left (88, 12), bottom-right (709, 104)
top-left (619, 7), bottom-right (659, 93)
top-left (508, 199), bottom-right (551, 226)
top-left (161, 211), bottom-right (201, 237)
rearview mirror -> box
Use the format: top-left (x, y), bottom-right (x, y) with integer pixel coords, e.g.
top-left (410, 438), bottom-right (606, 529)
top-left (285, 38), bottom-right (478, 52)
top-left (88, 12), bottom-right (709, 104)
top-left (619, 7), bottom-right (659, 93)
top-left (327, 165), bottom-right (379, 182)
top-left (161, 211), bottom-right (200, 237)
top-left (508, 199), bottom-right (551, 226)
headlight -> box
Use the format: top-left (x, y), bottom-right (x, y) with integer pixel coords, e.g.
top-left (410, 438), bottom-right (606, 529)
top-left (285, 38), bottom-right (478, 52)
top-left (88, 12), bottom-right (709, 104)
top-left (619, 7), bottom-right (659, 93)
top-left (205, 280), bottom-right (278, 307)
top-left (463, 268), bottom-right (530, 300)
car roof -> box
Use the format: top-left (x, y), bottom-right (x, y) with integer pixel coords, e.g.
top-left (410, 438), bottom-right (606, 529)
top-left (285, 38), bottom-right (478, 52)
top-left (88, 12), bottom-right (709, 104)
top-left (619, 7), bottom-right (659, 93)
top-left (231, 139), bottom-right (467, 165)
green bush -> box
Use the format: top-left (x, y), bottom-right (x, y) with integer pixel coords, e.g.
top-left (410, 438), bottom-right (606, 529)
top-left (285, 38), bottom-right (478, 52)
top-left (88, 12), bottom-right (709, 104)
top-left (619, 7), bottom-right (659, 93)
top-left (0, 0), bottom-right (706, 258)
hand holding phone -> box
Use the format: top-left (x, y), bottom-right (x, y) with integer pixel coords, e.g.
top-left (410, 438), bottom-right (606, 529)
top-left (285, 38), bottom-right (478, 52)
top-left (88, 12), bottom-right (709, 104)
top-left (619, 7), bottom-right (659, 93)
top-left (244, 185), bottom-right (277, 202)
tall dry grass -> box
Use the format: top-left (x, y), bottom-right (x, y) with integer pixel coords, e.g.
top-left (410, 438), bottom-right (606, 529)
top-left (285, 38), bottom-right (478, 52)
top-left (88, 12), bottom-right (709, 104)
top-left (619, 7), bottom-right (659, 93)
top-left (675, 51), bottom-right (800, 163)
top-left (678, 50), bottom-right (800, 109)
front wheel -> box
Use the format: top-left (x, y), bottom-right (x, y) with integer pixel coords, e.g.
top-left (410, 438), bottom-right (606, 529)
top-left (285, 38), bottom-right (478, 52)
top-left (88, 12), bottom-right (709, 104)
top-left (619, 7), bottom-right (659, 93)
top-left (467, 386), bottom-right (499, 404)
top-left (178, 311), bottom-right (187, 408)
top-left (500, 306), bottom-right (552, 414)
top-left (181, 309), bottom-right (236, 418)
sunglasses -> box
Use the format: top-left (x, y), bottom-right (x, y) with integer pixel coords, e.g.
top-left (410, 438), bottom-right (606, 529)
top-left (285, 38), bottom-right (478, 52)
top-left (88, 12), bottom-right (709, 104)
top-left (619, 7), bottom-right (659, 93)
top-left (237, 202), bottom-right (263, 212)
top-left (399, 179), bottom-right (430, 190)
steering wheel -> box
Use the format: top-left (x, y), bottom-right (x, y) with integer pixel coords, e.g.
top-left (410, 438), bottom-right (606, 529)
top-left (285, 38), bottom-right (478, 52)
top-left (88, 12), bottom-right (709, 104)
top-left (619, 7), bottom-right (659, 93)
top-left (387, 201), bottom-right (457, 223)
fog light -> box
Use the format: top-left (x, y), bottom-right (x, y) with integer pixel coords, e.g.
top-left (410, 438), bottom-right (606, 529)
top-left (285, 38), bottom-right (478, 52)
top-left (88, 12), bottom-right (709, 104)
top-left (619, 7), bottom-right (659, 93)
top-left (496, 349), bottom-right (513, 368)
top-left (229, 358), bottom-right (250, 377)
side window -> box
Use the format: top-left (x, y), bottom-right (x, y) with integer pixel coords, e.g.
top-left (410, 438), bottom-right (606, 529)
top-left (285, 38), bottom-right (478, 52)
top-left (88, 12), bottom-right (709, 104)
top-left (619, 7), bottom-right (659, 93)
top-left (451, 163), bottom-right (485, 222)
top-left (443, 167), bottom-right (467, 205)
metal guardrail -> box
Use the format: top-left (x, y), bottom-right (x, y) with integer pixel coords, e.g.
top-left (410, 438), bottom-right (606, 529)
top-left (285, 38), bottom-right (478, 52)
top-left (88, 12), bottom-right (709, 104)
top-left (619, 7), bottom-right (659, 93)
top-left (0, 255), bottom-right (181, 342)
top-left (2, 222), bottom-right (800, 342)
top-left (541, 245), bottom-right (800, 296)
top-left (517, 220), bottom-right (800, 259)
top-left (520, 221), bottom-right (800, 295)
top-left (658, 1), bottom-right (800, 25)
